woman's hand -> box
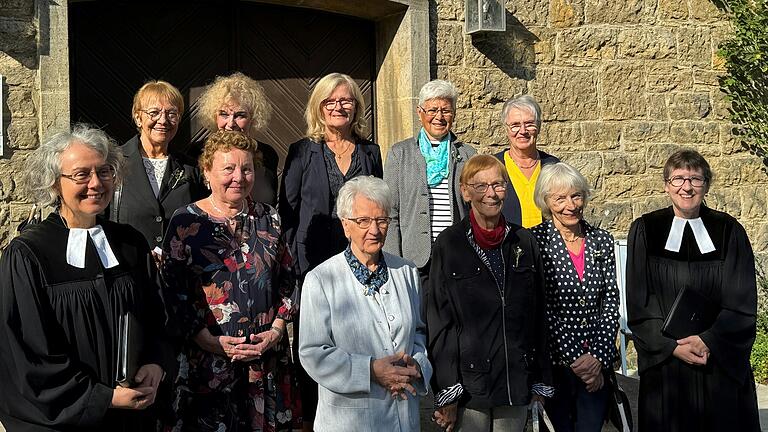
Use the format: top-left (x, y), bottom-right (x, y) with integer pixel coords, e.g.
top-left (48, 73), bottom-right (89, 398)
top-left (371, 352), bottom-right (421, 399)
top-left (571, 353), bottom-right (601, 382)
top-left (432, 403), bottom-right (458, 432)
top-left (110, 386), bottom-right (155, 410)
top-left (193, 328), bottom-right (245, 358)
top-left (584, 371), bottom-right (605, 392)
top-left (231, 328), bottom-right (282, 362)
top-left (133, 363), bottom-right (164, 405)
top-left (673, 335), bottom-right (710, 365)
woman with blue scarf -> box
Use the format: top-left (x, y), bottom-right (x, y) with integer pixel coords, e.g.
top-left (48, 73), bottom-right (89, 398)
top-left (383, 79), bottom-right (476, 294)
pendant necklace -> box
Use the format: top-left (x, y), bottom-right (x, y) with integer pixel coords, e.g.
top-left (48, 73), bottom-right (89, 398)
top-left (208, 197), bottom-right (247, 225)
top-left (329, 140), bottom-right (353, 160)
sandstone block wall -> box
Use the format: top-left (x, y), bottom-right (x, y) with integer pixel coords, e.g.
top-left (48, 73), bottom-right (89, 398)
top-left (0, 0), bottom-right (38, 248)
top-left (433, 0), bottom-right (768, 263)
top-left (0, 0), bottom-right (765, 264)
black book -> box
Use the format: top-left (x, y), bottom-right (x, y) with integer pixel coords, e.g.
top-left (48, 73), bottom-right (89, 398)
top-left (662, 287), bottom-right (720, 340)
top-left (115, 311), bottom-right (143, 387)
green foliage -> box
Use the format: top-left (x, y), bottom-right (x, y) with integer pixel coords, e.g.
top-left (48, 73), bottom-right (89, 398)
top-left (752, 331), bottom-right (768, 383)
top-left (718, 0), bottom-right (768, 169)
top-left (752, 261), bottom-right (768, 383)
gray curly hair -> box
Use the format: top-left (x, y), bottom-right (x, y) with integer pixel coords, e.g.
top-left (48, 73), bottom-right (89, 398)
top-left (22, 124), bottom-right (126, 207)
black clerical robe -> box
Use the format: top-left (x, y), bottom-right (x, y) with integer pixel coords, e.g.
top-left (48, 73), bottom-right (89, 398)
top-left (627, 206), bottom-right (759, 432)
top-left (0, 214), bottom-right (169, 431)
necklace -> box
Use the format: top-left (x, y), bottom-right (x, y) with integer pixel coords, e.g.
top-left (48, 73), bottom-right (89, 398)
top-left (560, 227), bottom-right (584, 243)
top-left (511, 150), bottom-right (539, 169)
top-left (328, 140), bottom-right (353, 160)
top-left (208, 197), bottom-right (247, 224)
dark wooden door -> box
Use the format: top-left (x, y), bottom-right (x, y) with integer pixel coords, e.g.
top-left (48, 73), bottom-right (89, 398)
top-left (69, 1), bottom-right (375, 168)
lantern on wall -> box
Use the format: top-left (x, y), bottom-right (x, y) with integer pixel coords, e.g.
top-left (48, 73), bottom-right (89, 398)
top-left (465, 0), bottom-right (506, 34)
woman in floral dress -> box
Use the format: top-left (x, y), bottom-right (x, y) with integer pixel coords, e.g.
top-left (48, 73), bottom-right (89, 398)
top-left (161, 130), bottom-right (299, 431)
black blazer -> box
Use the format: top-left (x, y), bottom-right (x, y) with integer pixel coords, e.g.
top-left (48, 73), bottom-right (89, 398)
top-left (426, 217), bottom-right (551, 408)
top-left (110, 135), bottom-right (207, 248)
top-left (494, 149), bottom-right (559, 226)
top-left (278, 137), bottom-right (383, 277)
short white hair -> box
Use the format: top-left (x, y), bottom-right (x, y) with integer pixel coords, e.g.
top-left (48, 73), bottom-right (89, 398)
top-left (418, 79), bottom-right (458, 109)
top-left (501, 94), bottom-right (542, 128)
top-left (534, 162), bottom-right (592, 219)
top-left (336, 176), bottom-right (392, 218)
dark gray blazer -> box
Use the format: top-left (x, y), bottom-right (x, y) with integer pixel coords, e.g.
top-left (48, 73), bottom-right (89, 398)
top-left (383, 135), bottom-right (476, 268)
top-left (110, 135), bottom-right (207, 248)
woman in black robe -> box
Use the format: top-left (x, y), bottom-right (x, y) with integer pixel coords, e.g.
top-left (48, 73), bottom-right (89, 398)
top-left (0, 125), bottom-right (169, 431)
top-left (627, 149), bottom-right (759, 432)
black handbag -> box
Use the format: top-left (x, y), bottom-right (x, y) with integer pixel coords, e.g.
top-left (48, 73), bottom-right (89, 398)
top-left (605, 371), bottom-right (633, 432)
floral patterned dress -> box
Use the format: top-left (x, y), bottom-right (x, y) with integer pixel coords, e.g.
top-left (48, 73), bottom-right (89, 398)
top-left (161, 200), bottom-right (300, 432)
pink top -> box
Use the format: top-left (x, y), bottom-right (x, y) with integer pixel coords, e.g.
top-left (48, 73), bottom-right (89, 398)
top-left (567, 240), bottom-right (586, 281)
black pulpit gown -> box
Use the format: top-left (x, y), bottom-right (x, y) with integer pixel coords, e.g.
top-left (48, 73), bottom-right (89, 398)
top-left (0, 214), bottom-right (169, 431)
top-left (627, 206), bottom-right (759, 432)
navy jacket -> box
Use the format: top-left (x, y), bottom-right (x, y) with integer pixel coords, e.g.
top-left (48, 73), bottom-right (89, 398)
top-left (494, 149), bottom-right (559, 226)
top-left (278, 137), bottom-right (383, 277)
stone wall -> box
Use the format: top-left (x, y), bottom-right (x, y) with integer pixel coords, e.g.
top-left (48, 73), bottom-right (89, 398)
top-left (0, 0), bottom-right (38, 247)
top-left (433, 0), bottom-right (768, 262)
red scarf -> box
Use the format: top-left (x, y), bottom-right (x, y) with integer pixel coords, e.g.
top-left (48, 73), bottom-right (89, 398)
top-left (469, 209), bottom-right (506, 249)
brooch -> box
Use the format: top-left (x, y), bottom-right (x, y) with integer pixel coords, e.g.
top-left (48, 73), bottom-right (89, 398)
top-left (169, 168), bottom-right (186, 190)
top-left (514, 246), bottom-right (524, 267)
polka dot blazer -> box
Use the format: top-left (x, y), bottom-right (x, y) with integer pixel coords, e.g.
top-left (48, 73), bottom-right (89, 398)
top-left (531, 220), bottom-right (620, 368)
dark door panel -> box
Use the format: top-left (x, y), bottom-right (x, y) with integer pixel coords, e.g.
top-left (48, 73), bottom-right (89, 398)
top-left (69, 1), bottom-right (375, 169)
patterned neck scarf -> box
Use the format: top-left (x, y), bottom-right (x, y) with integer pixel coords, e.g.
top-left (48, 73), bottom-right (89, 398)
top-left (418, 128), bottom-right (451, 187)
top-left (344, 246), bottom-right (389, 296)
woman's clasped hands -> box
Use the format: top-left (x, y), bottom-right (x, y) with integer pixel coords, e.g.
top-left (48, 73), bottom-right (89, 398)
top-left (371, 351), bottom-right (422, 400)
top-left (193, 325), bottom-right (284, 362)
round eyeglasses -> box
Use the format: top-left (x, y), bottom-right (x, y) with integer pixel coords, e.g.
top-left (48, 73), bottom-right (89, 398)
top-left (140, 108), bottom-right (180, 123)
top-left (61, 166), bottom-right (116, 184)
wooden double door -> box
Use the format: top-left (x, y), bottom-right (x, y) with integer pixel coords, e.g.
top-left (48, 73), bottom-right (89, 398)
top-left (69, 1), bottom-right (376, 169)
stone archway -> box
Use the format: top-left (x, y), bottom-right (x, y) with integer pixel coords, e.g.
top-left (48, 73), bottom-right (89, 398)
top-left (39, 0), bottom-right (429, 155)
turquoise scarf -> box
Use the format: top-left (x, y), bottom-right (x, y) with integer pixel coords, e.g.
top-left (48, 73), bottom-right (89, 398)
top-left (418, 128), bottom-right (451, 187)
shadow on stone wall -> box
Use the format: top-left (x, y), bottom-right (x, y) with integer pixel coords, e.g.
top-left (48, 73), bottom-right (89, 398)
top-left (466, 11), bottom-right (538, 82)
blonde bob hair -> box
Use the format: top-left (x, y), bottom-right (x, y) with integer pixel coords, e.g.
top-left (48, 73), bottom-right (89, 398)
top-left (305, 73), bottom-right (367, 142)
top-left (534, 162), bottom-right (592, 219)
top-left (196, 72), bottom-right (272, 136)
top-left (459, 154), bottom-right (509, 186)
top-left (131, 80), bottom-right (184, 129)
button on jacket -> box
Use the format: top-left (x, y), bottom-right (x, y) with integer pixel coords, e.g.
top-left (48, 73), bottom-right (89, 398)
top-left (299, 251), bottom-right (431, 431)
top-left (426, 217), bottom-right (551, 408)
top-left (110, 135), bottom-right (207, 249)
top-left (530, 220), bottom-right (620, 368)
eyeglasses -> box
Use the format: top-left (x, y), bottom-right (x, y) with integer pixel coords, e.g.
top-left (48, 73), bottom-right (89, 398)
top-left (419, 106), bottom-right (454, 118)
top-left (140, 108), bottom-right (180, 123)
top-left (345, 216), bottom-right (393, 229)
top-left (466, 182), bottom-right (507, 193)
top-left (323, 98), bottom-right (356, 110)
top-left (506, 123), bottom-right (538, 134)
top-left (666, 176), bottom-right (706, 187)
top-left (61, 166), bottom-right (116, 184)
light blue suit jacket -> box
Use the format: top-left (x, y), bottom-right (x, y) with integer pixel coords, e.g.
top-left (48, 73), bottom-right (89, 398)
top-left (299, 251), bottom-right (432, 431)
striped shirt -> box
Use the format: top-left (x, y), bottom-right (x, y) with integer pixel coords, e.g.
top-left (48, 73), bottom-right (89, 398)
top-left (429, 178), bottom-right (452, 241)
